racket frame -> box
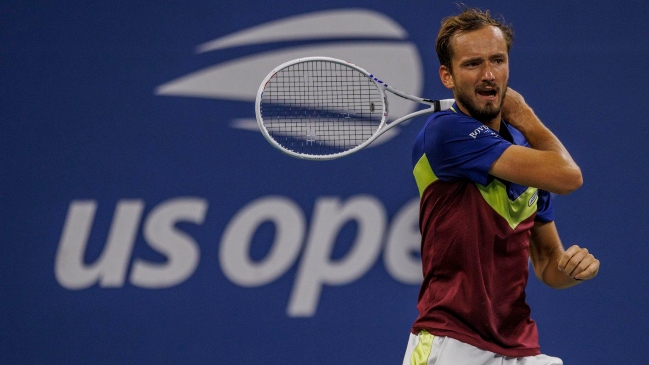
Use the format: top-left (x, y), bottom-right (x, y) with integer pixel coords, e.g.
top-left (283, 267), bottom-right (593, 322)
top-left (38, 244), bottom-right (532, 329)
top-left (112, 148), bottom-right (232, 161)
top-left (255, 56), bottom-right (454, 160)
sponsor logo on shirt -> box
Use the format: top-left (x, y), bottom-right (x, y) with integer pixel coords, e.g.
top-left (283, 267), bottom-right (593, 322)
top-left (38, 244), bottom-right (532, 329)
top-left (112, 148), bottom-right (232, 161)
top-left (469, 125), bottom-right (495, 139)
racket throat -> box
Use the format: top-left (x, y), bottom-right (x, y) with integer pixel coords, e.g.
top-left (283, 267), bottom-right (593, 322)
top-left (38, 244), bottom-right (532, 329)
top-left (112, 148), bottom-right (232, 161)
top-left (421, 99), bottom-right (441, 111)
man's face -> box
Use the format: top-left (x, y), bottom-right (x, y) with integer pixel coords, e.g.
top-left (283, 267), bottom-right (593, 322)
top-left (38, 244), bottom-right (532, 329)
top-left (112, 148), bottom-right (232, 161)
top-left (440, 26), bottom-right (509, 125)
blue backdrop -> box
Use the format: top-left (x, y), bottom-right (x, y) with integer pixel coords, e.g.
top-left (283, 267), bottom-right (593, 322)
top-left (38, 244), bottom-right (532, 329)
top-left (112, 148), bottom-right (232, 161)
top-left (2, 1), bottom-right (648, 364)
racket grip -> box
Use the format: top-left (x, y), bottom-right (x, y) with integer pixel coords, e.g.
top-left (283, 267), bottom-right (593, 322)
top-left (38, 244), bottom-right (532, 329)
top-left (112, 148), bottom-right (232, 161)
top-left (438, 99), bottom-right (455, 111)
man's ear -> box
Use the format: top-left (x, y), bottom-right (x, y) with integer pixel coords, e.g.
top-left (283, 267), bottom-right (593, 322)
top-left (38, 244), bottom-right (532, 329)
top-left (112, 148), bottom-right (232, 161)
top-left (439, 65), bottom-right (454, 89)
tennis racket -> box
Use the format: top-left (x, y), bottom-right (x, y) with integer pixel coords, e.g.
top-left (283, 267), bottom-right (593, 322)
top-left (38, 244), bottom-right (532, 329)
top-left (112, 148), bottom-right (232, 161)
top-left (255, 56), bottom-right (454, 160)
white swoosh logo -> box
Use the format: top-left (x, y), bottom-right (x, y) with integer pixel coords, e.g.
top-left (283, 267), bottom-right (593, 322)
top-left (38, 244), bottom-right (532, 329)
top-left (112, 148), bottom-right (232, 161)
top-left (155, 9), bottom-right (424, 147)
top-left (195, 8), bottom-right (407, 53)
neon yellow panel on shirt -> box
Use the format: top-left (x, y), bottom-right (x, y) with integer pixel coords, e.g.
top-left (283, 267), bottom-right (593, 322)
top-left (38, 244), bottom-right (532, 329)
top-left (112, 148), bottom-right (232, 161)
top-left (476, 180), bottom-right (538, 230)
top-left (413, 154), bottom-right (438, 197)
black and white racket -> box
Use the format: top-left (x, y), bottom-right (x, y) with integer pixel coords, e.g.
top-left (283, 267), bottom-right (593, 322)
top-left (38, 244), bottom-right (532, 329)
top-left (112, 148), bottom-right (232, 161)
top-left (255, 56), bottom-right (454, 160)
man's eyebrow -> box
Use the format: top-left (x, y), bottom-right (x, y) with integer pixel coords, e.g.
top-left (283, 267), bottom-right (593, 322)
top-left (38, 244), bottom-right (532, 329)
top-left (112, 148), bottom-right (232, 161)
top-left (460, 53), bottom-right (508, 64)
top-left (460, 56), bottom-right (483, 64)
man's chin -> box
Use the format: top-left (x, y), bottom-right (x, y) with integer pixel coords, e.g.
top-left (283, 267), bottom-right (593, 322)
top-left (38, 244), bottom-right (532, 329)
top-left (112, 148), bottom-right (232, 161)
top-left (470, 105), bottom-right (501, 123)
top-left (456, 94), bottom-right (502, 122)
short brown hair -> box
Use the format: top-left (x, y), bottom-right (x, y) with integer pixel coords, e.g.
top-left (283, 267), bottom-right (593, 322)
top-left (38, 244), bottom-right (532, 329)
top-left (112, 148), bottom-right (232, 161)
top-left (436, 7), bottom-right (514, 72)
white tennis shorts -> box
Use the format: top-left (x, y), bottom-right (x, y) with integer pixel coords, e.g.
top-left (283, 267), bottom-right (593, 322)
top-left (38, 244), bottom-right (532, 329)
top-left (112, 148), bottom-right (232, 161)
top-left (402, 331), bottom-right (563, 365)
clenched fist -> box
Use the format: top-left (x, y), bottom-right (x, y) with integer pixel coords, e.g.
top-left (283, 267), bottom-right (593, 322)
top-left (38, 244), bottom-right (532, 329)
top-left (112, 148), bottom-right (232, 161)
top-left (557, 245), bottom-right (600, 281)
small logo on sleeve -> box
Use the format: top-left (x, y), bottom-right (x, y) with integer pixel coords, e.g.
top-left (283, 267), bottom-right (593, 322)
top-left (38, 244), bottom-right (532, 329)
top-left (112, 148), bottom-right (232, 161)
top-left (528, 191), bottom-right (539, 207)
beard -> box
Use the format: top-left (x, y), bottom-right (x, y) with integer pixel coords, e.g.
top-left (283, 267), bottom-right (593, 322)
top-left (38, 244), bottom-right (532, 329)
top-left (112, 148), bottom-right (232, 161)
top-left (454, 82), bottom-right (507, 124)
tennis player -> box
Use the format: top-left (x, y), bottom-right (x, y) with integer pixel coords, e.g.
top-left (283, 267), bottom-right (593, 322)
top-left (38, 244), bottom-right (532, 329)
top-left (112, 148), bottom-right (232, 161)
top-left (402, 7), bottom-right (600, 365)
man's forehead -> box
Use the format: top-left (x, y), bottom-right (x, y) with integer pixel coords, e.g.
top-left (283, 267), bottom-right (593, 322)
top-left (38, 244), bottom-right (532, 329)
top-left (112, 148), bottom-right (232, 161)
top-left (451, 26), bottom-right (508, 57)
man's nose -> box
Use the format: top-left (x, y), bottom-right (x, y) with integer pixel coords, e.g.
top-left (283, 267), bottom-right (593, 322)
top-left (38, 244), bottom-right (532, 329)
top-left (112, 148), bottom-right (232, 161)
top-left (482, 65), bottom-right (495, 81)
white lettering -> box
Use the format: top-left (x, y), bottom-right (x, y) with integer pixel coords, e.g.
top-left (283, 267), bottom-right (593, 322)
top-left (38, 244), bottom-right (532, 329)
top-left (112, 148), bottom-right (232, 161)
top-left (384, 198), bottom-right (422, 284)
top-left (55, 200), bottom-right (144, 289)
top-left (287, 195), bottom-right (386, 317)
top-left (55, 194), bottom-right (425, 316)
top-left (469, 125), bottom-right (492, 139)
top-left (220, 196), bottom-right (305, 286)
top-left (130, 197), bottom-right (207, 288)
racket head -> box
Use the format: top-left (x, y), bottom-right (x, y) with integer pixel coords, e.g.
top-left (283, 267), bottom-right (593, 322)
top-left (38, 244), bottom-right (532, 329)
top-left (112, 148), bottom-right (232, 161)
top-left (255, 57), bottom-right (387, 160)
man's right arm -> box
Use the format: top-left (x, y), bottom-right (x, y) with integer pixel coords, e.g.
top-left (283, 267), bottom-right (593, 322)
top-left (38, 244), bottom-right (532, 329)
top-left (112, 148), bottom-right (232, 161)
top-left (489, 88), bottom-right (583, 194)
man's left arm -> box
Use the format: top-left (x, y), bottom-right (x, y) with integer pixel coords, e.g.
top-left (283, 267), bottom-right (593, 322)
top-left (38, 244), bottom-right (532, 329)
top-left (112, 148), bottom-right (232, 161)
top-left (529, 220), bottom-right (600, 289)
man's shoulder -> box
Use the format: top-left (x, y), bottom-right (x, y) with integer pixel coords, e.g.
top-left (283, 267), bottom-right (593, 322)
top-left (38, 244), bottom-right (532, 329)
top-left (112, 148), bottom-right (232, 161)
top-left (428, 107), bottom-right (469, 124)
top-left (424, 109), bottom-right (495, 143)
top-left (427, 107), bottom-right (487, 129)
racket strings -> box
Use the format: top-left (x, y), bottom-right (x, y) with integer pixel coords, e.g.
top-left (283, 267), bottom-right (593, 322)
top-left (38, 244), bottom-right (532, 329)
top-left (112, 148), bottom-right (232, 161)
top-left (260, 60), bottom-right (384, 156)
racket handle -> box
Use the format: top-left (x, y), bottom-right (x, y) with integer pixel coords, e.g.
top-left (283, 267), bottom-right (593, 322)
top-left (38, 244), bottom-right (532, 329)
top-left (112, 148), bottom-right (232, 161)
top-left (438, 99), bottom-right (455, 111)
